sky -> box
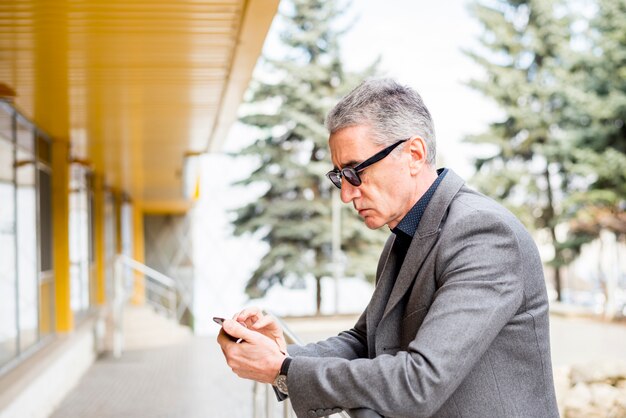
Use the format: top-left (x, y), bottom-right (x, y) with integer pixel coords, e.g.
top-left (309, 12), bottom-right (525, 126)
top-left (224, 0), bottom-right (502, 177)
top-left (340, 0), bottom-right (500, 179)
top-left (195, 1), bottom-right (504, 329)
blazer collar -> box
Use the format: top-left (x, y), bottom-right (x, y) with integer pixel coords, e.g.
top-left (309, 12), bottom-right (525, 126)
top-left (414, 169), bottom-right (465, 238)
top-left (381, 169), bottom-right (465, 319)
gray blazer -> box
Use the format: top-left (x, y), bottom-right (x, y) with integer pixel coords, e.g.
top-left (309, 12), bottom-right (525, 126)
top-left (285, 170), bottom-right (559, 418)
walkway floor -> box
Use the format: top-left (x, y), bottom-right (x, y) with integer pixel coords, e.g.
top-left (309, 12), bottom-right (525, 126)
top-left (549, 314), bottom-right (626, 367)
top-left (50, 311), bottom-right (626, 418)
top-left (51, 337), bottom-right (251, 418)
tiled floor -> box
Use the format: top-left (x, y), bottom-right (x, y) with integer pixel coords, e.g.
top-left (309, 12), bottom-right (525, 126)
top-left (51, 336), bottom-right (252, 418)
top-left (49, 310), bottom-right (626, 418)
top-left (49, 311), bottom-right (353, 418)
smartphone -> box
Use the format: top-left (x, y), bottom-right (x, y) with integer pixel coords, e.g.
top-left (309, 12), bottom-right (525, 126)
top-left (213, 317), bottom-right (243, 343)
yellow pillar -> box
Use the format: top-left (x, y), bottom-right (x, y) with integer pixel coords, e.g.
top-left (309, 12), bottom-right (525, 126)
top-left (131, 203), bottom-right (145, 305)
top-left (93, 174), bottom-right (106, 305)
top-left (51, 140), bottom-right (73, 331)
top-left (33, 1), bottom-right (73, 332)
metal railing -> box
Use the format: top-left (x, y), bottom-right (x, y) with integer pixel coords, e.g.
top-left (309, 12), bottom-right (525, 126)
top-left (252, 312), bottom-right (350, 418)
top-left (112, 254), bottom-right (193, 358)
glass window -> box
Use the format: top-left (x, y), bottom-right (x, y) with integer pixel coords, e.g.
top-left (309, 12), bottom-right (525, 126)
top-left (16, 128), bottom-right (39, 352)
top-left (87, 174), bottom-right (96, 305)
top-left (121, 200), bottom-right (133, 258)
top-left (69, 164), bottom-right (92, 315)
top-left (38, 168), bottom-right (52, 272)
top-left (104, 191), bottom-right (116, 301)
top-left (16, 115), bottom-right (35, 155)
top-left (121, 200), bottom-right (134, 290)
top-left (0, 103), bottom-right (56, 372)
top-left (87, 174), bottom-right (95, 264)
top-left (0, 109), bottom-right (17, 367)
top-left (36, 132), bottom-right (50, 165)
top-left (0, 111), bottom-right (12, 182)
top-left (38, 165), bottom-right (54, 339)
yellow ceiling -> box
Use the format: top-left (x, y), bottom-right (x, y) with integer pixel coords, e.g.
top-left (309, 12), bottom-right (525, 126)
top-left (0, 0), bottom-right (279, 212)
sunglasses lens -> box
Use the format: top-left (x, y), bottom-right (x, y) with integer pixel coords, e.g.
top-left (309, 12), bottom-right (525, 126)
top-left (327, 171), bottom-right (342, 189)
top-left (343, 168), bottom-right (361, 187)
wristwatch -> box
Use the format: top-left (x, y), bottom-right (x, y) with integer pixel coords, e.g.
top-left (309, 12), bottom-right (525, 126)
top-left (273, 356), bottom-right (292, 395)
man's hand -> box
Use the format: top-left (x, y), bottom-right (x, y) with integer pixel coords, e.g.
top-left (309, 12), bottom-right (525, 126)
top-left (217, 319), bottom-right (286, 384)
top-left (233, 307), bottom-right (287, 354)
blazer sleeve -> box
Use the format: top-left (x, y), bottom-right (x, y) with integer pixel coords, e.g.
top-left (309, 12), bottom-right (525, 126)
top-left (273, 311), bottom-right (368, 403)
top-left (286, 234), bottom-right (394, 360)
top-left (286, 210), bottom-right (526, 418)
top-left (287, 309), bottom-right (368, 359)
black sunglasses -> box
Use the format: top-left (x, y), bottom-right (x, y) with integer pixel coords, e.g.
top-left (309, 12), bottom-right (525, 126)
top-left (326, 138), bottom-right (409, 189)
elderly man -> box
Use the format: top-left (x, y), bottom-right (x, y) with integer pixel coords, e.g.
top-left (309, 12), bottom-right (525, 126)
top-left (217, 79), bottom-right (559, 418)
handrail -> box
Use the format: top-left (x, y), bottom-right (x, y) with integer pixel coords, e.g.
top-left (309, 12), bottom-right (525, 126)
top-left (112, 254), bottom-right (194, 358)
top-left (268, 310), bottom-right (302, 346)
top-left (252, 311), bottom-right (350, 418)
top-left (118, 254), bottom-right (176, 287)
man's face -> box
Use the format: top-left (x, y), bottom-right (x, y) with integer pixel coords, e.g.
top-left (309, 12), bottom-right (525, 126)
top-left (329, 125), bottom-right (414, 230)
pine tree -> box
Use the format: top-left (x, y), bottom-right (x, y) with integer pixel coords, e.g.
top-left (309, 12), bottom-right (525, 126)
top-left (464, 0), bottom-right (574, 300)
top-left (232, 0), bottom-right (386, 314)
top-left (563, 0), bottom-right (626, 243)
top-left (556, 0), bottom-right (626, 315)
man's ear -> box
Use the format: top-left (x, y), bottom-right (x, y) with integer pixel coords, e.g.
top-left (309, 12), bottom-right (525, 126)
top-left (408, 136), bottom-right (428, 175)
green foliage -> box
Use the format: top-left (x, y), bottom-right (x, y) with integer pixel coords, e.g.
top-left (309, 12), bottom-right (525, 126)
top-left (562, 0), bottom-right (626, 243)
top-left (231, 0), bottom-right (386, 305)
top-left (465, 0), bottom-right (573, 279)
top-left (466, 0), bottom-right (626, 299)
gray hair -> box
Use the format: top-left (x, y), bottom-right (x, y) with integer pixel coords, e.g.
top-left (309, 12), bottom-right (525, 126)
top-left (325, 78), bottom-right (436, 166)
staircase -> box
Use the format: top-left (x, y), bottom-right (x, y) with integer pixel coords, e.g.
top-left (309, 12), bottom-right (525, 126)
top-left (122, 305), bottom-right (193, 351)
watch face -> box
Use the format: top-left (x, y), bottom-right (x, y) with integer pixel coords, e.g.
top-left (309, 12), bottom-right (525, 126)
top-left (275, 375), bottom-right (289, 395)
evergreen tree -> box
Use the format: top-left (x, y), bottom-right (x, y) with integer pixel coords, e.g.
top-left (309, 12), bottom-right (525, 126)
top-left (232, 0), bottom-right (386, 314)
top-left (555, 0), bottom-right (626, 314)
top-left (563, 0), bottom-right (626, 244)
top-left (464, 0), bottom-right (574, 300)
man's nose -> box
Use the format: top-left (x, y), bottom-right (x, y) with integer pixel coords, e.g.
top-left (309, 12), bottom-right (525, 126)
top-left (340, 181), bottom-right (360, 203)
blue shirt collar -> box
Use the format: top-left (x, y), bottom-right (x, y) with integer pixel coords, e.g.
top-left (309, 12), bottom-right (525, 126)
top-left (392, 168), bottom-right (448, 239)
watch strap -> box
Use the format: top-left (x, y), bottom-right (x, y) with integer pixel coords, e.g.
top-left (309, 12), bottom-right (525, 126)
top-left (280, 356), bottom-right (292, 376)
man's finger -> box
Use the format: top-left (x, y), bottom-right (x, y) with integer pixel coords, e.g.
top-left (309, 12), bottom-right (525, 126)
top-left (234, 307), bottom-right (260, 319)
top-left (222, 319), bottom-right (260, 342)
top-left (251, 314), bottom-right (277, 330)
top-left (235, 307), bottom-right (262, 323)
top-left (217, 328), bottom-right (236, 346)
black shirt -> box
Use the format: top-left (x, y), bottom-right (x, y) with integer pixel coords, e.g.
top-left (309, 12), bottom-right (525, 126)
top-left (390, 168), bottom-right (448, 268)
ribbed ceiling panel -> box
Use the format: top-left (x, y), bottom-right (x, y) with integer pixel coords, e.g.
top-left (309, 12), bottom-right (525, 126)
top-left (0, 0), bottom-right (278, 211)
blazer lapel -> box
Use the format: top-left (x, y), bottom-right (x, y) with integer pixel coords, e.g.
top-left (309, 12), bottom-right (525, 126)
top-left (382, 170), bottom-right (465, 319)
top-left (366, 234), bottom-right (397, 356)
